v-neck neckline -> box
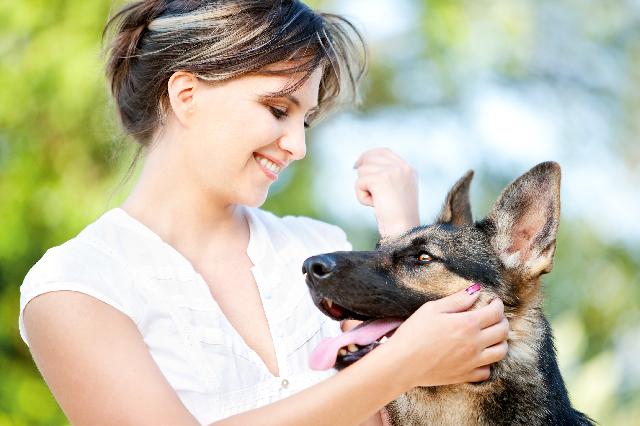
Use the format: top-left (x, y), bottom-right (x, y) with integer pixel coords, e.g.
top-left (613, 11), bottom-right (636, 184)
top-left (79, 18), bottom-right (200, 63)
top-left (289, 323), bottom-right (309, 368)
top-left (106, 206), bottom-right (283, 378)
top-left (109, 206), bottom-right (261, 264)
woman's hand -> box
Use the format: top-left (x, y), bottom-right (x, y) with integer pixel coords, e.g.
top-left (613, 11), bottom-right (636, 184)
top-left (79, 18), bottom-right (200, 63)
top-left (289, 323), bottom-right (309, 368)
top-left (382, 286), bottom-right (509, 389)
top-left (354, 148), bottom-right (419, 238)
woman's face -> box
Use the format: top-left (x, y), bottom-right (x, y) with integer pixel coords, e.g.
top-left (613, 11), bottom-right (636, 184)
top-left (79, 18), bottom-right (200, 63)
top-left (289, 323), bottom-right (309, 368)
top-left (175, 66), bottom-right (323, 208)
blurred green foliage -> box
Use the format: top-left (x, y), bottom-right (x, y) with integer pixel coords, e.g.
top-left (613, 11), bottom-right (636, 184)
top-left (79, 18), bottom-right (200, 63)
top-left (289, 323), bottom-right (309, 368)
top-left (1, 0), bottom-right (639, 424)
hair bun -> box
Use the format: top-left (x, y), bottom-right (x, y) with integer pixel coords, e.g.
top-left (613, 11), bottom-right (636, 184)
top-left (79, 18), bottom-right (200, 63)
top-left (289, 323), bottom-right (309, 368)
top-left (104, 0), bottom-right (167, 65)
top-left (117, 0), bottom-right (167, 41)
top-left (164, 0), bottom-right (202, 16)
top-left (104, 1), bottom-right (167, 127)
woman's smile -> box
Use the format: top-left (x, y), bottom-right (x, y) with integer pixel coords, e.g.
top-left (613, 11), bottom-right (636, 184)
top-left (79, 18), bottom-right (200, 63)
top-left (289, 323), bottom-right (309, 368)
top-left (253, 152), bottom-right (284, 181)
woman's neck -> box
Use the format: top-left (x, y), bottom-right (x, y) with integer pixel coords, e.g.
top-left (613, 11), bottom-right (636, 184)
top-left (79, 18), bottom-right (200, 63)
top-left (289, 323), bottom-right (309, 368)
top-left (120, 138), bottom-right (249, 263)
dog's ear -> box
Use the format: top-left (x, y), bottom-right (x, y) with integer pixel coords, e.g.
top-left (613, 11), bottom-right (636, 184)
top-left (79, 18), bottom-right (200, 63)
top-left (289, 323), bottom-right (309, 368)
top-left (436, 170), bottom-right (474, 227)
top-left (484, 162), bottom-right (561, 277)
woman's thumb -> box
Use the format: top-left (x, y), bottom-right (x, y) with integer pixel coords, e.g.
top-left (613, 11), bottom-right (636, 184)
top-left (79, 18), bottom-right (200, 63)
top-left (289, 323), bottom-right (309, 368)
top-left (432, 283), bottom-right (481, 313)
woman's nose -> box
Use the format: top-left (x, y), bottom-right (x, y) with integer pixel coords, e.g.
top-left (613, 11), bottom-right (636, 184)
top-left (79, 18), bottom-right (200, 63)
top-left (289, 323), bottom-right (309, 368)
top-left (278, 124), bottom-right (307, 161)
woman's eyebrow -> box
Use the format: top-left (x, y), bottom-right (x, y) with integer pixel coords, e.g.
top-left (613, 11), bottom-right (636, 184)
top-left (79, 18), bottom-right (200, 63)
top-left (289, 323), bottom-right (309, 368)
top-left (283, 94), bottom-right (319, 112)
top-left (259, 93), bottom-right (319, 113)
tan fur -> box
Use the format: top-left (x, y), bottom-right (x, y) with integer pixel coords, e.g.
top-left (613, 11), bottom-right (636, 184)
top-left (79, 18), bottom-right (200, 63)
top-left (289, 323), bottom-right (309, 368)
top-left (387, 268), bottom-right (547, 425)
top-left (389, 387), bottom-right (482, 425)
top-left (402, 263), bottom-right (474, 296)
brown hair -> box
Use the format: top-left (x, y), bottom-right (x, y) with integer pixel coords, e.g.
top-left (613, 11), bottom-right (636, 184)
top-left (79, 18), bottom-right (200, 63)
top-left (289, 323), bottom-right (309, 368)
top-left (103, 0), bottom-right (367, 146)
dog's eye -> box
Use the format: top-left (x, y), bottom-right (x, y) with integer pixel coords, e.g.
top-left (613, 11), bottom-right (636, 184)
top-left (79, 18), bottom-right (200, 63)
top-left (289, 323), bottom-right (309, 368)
top-left (418, 253), bottom-right (433, 262)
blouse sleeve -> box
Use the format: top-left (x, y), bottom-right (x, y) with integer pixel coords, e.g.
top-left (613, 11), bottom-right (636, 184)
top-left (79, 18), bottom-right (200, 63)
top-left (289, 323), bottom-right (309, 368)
top-left (18, 239), bottom-right (139, 347)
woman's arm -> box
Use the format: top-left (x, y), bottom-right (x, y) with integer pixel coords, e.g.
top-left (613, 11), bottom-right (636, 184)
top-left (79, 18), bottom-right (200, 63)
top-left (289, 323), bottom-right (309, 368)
top-left (216, 289), bottom-right (507, 426)
top-left (217, 328), bottom-right (407, 426)
top-left (24, 286), bottom-right (507, 425)
top-left (23, 291), bottom-right (200, 425)
top-left (353, 147), bottom-right (420, 237)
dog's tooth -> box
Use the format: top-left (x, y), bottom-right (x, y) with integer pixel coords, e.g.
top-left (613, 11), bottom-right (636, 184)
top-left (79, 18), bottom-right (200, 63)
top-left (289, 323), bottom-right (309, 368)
top-left (339, 348), bottom-right (348, 356)
top-left (326, 298), bottom-right (333, 308)
top-left (379, 336), bottom-right (388, 344)
top-left (347, 344), bottom-right (358, 353)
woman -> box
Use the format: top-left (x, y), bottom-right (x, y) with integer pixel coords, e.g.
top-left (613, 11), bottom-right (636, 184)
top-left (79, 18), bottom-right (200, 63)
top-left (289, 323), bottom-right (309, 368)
top-left (19, 1), bottom-right (509, 425)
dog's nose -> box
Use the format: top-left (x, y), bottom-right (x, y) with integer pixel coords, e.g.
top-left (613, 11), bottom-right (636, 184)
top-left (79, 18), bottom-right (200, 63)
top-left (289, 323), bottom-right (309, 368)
top-left (302, 255), bottom-right (337, 280)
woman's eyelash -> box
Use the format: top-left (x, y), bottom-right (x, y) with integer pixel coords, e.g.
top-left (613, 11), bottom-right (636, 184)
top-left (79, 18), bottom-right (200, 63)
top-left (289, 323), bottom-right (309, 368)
top-left (269, 106), bottom-right (287, 119)
top-left (269, 105), bottom-right (311, 128)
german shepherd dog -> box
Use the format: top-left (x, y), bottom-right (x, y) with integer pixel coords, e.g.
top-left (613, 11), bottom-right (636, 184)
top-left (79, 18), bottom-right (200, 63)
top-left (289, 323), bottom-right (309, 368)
top-left (303, 162), bottom-right (594, 425)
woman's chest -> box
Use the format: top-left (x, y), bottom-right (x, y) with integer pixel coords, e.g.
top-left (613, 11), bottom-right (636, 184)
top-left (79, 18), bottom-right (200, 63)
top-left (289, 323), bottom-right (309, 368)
top-left (131, 254), bottom-right (338, 388)
top-left (198, 256), bottom-right (280, 376)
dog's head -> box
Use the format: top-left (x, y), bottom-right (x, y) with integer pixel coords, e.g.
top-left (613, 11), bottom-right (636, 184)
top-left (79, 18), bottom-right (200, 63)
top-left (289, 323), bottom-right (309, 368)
top-left (304, 162), bottom-right (561, 370)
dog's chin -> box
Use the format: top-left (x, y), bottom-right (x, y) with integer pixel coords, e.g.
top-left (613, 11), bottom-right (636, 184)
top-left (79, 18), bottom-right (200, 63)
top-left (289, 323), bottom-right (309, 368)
top-left (306, 279), bottom-right (383, 322)
top-left (316, 297), bottom-right (374, 322)
top-left (307, 283), bottom-right (402, 370)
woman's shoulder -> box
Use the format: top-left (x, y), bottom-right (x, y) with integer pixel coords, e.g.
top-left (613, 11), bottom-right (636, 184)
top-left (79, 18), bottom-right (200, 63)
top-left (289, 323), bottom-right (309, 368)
top-left (23, 209), bottom-right (133, 282)
top-left (19, 209), bottom-right (146, 346)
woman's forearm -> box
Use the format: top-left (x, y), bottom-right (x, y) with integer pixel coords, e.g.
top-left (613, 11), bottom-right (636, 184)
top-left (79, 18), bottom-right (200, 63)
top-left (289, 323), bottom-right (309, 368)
top-left (212, 289), bottom-right (509, 425)
top-left (212, 342), bottom-right (408, 426)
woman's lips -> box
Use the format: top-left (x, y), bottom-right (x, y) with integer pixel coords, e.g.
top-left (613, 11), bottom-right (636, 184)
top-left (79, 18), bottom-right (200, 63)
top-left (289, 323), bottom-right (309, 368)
top-left (253, 153), bottom-right (283, 181)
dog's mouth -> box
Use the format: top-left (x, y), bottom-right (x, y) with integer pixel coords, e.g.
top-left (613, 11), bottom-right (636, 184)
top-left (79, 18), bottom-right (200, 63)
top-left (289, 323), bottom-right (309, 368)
top-left (309, 296), bottom-right (403, 371)
top-left (317, 296), bottom-right (371, 321)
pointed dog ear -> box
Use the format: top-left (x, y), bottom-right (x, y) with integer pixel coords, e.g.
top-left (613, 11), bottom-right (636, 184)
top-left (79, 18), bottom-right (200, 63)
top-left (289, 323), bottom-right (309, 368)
top-left (485, 162), bottom-right (561, 277)
top-left (436, 170), bottom-right (474, 227)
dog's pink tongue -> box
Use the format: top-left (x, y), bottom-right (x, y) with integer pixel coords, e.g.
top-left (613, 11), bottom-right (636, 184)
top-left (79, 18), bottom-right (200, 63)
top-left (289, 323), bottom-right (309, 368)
top-left (309, 319), bottom-right (403, 371)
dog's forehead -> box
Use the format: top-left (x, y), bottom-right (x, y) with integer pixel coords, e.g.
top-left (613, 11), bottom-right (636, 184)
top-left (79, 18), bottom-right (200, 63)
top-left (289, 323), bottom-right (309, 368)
top-left (381, 224), bottom-right (489, 257)
top-left (377, 224), bottom-right (502, 287)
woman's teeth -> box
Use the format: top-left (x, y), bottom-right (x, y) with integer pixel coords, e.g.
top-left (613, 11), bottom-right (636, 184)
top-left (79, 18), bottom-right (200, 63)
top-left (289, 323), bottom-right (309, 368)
top-left (255, 155), bottom-right (281, 174)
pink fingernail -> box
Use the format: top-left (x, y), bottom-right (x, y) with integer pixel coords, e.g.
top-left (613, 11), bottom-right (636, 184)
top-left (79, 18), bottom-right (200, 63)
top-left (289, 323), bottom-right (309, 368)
top-left (465, 283), bottom-right (481, 295)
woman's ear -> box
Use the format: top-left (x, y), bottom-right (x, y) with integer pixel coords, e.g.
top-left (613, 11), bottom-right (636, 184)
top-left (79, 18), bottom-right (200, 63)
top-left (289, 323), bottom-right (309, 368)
top-left (167, 71), bottom-right (198, 126)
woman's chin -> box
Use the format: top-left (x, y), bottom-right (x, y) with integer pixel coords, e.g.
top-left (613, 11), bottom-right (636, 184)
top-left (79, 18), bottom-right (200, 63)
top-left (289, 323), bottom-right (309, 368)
top-left (235, 188), bottom-right (270, 208)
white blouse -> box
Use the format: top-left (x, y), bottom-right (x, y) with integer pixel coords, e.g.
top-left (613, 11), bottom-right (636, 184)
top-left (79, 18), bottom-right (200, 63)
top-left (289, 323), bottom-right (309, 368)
top-left (19, 207), bottom-right (351, 425)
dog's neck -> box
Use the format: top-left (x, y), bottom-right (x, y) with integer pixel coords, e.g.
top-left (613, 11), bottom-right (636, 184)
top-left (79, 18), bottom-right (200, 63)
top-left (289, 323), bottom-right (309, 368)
top-left (386, 290), bottom-right (553, 426)
top-left (477, 283), bottom-right (546, 376)
top-left (500, 292), bottom-right (546, 374)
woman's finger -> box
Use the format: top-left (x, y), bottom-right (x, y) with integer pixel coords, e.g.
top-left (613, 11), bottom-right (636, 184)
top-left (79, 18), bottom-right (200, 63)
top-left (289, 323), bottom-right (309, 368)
top-left (478, 317), bottom-right (509, 349)
top-left (374, 147), bottom-right (407, 164)
top-left (466, 366), bottom-right (491, 383)
top-left (478, 340), bottom-right (509, 366)
top-left (354, 147), bottom-right (407, 169)
top-left (354, 154), bottom-right (398, 169)
top-left (354, 176), bottom-right (375, 206)
top-left (473, 298), bottom-right (505, 329)
top-left (353, 147), bottom-right (391, 168)
top-left (355, 164), bottom-right (388, 177)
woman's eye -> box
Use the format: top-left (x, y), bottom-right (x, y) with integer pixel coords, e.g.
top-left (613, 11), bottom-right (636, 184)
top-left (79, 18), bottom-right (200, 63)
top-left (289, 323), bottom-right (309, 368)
top-left (269, 104), bottom-right (312, 128)
top-left (269, 106), bottom-right (287, 120)
top-left (417, 253), bottom-right (433, 262)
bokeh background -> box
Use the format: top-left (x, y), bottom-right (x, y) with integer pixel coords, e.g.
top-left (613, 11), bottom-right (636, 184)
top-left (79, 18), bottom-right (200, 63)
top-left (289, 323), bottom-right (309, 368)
top-left (1, 0), bottom-right (639, 424)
